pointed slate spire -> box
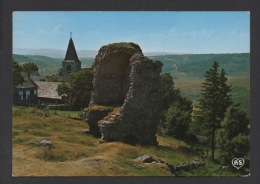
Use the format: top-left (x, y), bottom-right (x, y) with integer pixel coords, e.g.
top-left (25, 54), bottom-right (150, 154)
top-left (64, 32), bottom-right (80, 62)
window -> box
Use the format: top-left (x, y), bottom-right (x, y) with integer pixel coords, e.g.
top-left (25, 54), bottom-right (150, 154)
top-left (23, 91), bottom-right (26, 100)
top-left (19, 91), bottom-right (23, 100)
top-left (67, 65), bottom-right (71, 73)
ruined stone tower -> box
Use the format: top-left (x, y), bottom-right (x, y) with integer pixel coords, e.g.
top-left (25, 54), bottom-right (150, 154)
top-left (85, 42), bottom-right (162, 145)
top-left (62, 33), bottom-right (81, 81)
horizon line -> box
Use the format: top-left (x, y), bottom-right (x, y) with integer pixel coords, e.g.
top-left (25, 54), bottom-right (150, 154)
top-left (13, 47), bottom-right (250, 56)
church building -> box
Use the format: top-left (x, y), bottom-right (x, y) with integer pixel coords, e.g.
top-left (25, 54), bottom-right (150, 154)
top-left (62, 33), bottom-right (81, 81)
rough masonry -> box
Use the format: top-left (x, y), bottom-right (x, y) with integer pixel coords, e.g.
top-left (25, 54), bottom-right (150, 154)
top-left (86, 42), bottom-right (162, 145)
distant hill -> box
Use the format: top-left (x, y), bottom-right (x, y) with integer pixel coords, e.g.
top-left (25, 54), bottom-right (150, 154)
top-left (150, 53), bottom-right (250, 79)
top-left (13, 53), bottom-right (249, 78)
top-left (13, 54), bottom-right (94, 76)
top-left (13, 48), bottom-right (98, 58)
top-left (13, 48), bottom-right (175, 58)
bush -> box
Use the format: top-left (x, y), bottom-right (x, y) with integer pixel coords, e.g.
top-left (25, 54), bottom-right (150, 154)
top-left (183, 133), bottom-right (199, 145)
top-left (216, 105), bottom-right (250, 165)
top-left (165, 105), bottom-right (191, 139)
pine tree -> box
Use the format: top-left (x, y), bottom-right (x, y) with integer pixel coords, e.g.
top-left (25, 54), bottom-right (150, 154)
top-left (219, 69), bottom-right (233, 120)
top-left (195, 61), bottom-right (232, 160)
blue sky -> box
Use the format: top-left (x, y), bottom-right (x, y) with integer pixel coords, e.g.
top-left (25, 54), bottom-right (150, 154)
top-left (13, 11), bottom-right (250, 53)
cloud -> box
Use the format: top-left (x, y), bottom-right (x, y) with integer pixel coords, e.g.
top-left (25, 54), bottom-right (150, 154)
top-left (35, 24), bottom-right (66, 35)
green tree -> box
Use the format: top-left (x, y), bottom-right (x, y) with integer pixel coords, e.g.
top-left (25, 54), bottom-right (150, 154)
top-left (161, 73), bottom-right (178, 110)
top-left (195, 61), bottom-right (232, 159)
top-left (160, 73), bottom-right (193, 137)
top-left (22, 62), bottom-right (39, 74)
top-left (219, 69), bottom-right (233, 119)
top-left (216, 105), bottom-right (250, 165)
top-left (13, 61), bottom-right (24, 86)
top-left (56, 82), bottom-right (70, 105)
top-left (165, 102), bottom-right (192, 139)
top-left (13, 61), bottom-right (25, 102)
top-left (57, 68), bottom-right (93, 110)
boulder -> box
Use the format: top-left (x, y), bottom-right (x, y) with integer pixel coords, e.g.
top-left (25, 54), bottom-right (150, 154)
top-left (136, 155), bottom-right (157, 163)
top-left (39, 140), bottom-right (52, 148)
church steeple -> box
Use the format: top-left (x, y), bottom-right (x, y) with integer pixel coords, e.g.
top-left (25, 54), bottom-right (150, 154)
top-left (62, 33), bottom-right (81, 81)
top-left (64, 32), bottom-right (80, 62)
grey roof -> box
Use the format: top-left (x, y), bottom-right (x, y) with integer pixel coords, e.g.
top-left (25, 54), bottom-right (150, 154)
top-left (64, 38), bottom-right (80, 63)
top-left (16, 73), bottom-right (37, 89)
top-left (35, 81), bottom-right (62, 99)
top-left (29, 71), bottom-right (41, 81)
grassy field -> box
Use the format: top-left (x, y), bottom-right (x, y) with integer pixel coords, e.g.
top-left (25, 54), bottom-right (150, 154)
top-left (174, 76), bottom-right (250, 116)
top-left (12, 106), bottom-right (248, 177)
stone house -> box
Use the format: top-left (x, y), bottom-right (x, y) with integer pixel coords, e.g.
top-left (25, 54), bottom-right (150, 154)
top-left (15, 73), bottom-right (38, 104)
top-left (15, 74), bottom-right (62, 105)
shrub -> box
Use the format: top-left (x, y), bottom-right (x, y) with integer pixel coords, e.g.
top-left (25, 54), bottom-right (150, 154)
top-left (216, 105), bottom-right (250, 165)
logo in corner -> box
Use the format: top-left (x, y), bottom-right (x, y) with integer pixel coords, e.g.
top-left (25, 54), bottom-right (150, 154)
top-left (232, 158), bottom-right (245, 169)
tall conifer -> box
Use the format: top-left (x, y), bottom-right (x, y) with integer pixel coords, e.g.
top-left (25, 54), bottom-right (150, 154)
top-left (195, 61), bottom-right (232, 159)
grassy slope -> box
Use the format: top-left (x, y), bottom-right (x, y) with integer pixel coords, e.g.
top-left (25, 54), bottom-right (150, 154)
top-left (174, 76), bottom-right (250, 116)
top-left (12, 106), bottom-right (246, 177)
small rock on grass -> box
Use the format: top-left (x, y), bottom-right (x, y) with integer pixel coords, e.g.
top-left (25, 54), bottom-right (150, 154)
top-left (136, 155), bottom-right (157, 163)
top-left (39, 140), bottom-right (52, 148)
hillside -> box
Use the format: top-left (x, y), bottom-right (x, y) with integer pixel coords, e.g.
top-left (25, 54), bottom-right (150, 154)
top-left (13, 53), bottom-right (250, 78)
top-left (12, 106), bottom-right (248, 176)
top-left (150, 53), bottom-right (250, 79)
top-left (150, 53), bottom-right (250, 116)
top-left (13, 48), bottom-right (174, 58)
top-left (13, 54), bottom-right (94, 76)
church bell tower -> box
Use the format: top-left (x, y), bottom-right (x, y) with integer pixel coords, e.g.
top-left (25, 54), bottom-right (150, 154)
top-left (62, 32), bottom-right (81, 81)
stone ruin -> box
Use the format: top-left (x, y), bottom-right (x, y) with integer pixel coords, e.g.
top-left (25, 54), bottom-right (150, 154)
top-left (85, 42), bottom-right (162, 145)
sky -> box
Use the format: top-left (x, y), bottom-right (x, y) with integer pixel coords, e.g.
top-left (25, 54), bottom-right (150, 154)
top-left (13, 11), bottom-right (250, 54)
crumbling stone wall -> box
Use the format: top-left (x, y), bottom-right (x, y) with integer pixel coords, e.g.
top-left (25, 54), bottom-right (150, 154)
top-left (88, 42), bottom-right (162, 145)
top-left (91, 43), bottom-right (143, 105)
